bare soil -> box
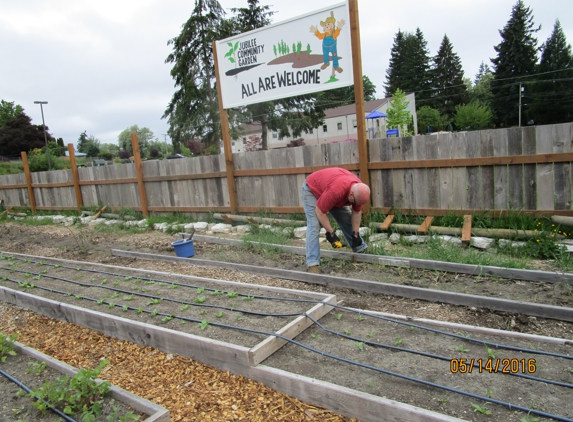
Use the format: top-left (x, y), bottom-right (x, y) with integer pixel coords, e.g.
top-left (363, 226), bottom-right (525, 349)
top-left (1, 222), bottom-right (573, 422)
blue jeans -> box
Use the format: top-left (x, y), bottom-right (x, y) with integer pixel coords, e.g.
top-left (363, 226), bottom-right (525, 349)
top-left (301, 182), bottom-right (367, 267)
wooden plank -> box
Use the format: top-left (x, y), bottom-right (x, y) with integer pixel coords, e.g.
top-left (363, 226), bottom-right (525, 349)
top-left (507, 127), bottom-right (524, 210)
top-left (552, 123), bottom-right (572, 210)
top-left (249, 294), bottom-right (337, 366)
top-left (219, 214), bottom-right (234, 224)
top-left (425, 134), bottom-right (440, 209)
top-left (131, 133), bottom-right (149, 216)
top-left (522, 126), bottom-right (537, 210)
top-left (479, 129), bottom-right (495, 210)
top-left (412, 135), bottom-right (427, 209)
top-left (401, 137), bottom-right (416, 209)
top-left (390, 137), bottom-right (405, 207)
top-left (372, 207), bottom-right (573, 217)
top-left (367, 152), bottom-right (573, 170)
top-left (465, 131), bottom-right (480, 210)
top-left (450, 132), bottom-right (467, 210)
top-left (461, 214), bottom-right (472, 244)
top-left (536, 125), bottom-right (555, 210)
top-left (380, 214), bottom-right (395, 230)
top-left (417, 216), bottom-right (434, 235)
top-left (437, 132), bottom-right (452, 210)
top-left (492, 129), bottom-right (508, 210)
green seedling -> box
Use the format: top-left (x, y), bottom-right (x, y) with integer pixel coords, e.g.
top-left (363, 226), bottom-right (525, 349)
top-left (199, 310), bottom-right (206, 315)
top-left (134, 278), bottom-right (142, 284)
top-left (195, 296), bottom-right (206, 303)
top-left (162, 315), bottom-right (174, 322)
top-left (356, 342), bottom-right (364, 351)
top-left (199, 320), bottom-right (209, 330)
top-left (136, 307), bottom-right (143, 314)
top-left (227, 292), bottom-right (238, 298)
top-left (132, 286), bottom-right (139, 291)
top-left (108, 302), bottom-right (115, 308)
top-left (311, 334), bottom-right (320, 339)
top-left (243, 295), bottom-right (254, 301)
top-left (122, 305), bottom-right (128, 312)
top-left (211, 290), bottom-right (221, 296)
top-left (40, 270), bottom-right (48, 274)
top-left (336, 313), bottom-right (342, 320)
top-left (151, 309), bottom-right (158, 316)
top-left (124, 276), bottom-right (132, 281)
top-left (357, 314), bottom-right (365, 322)
top-left (97, 299), bottom-right (105, 305)
top-left (410, 326), bottom-right (415, 331)
top-left (520, 412), bottom-right (540, 422)
top-left (485, 345), bottom-right (496, 359)
top-left (123, 295), bottom-right (133, 301)
top-left (54, 264), bottom-right (61, 268)
top-left (455, 345), bottom-right (469, 353)
top-left (34, 275), bottom-right (40, 280)
top-left (0, 332), bottom-right (18, 362)
top-left (24, 273), bottom-right (31, 278)
top-left (168, 284), bottom-right (178, 289)
top-left (486, 389), bottom-right (493, 398)
top-left (101, 279), bottom-right (107, 285)
top-left (180, 304), bottom-right (190, 311)
top-left (367, 331), bottom-right (374, 338)
top-left (395, 337), bottom-right (403, 346)
top-left (471, 403), bottom-right (492, 415)
top-left (144, 280), bottom-right (154, 285)
top-left (180, 320), bottom-right (186, 325)
top-left (111, 292), bottom-right (119, 298)
top-left (158, 282), bottom-right (166, 286)
top-left (437, 398), bottom-right (448, 405)
top-left (65, 292), bottom-right (73, 297)
top-left (113, 281), bottom-right (120, 286)
top-left (344, 329), bottom-right (351, 335)
top-left (147, 298), bottom-right (161, 305)
top-left (196, 287), bottom-right (205, 294)
top-left (236, 316), bottom-right (244, 321)
top-left (215, 311), bottom-right (224, 318)
top-left (74, 295), bottom-right (82, 300)
top-left (141, 288), bottom-right (147, 293)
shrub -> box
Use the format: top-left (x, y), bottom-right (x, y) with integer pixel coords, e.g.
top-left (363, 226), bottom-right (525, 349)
top-left (98, 151), bottom-right (113, 161)
top-left (118, 150), bottom-right (131, 159)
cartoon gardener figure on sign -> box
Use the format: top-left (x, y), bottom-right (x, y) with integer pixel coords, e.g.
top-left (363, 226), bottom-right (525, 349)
top-left (310, 11), bottom-right (345, 75)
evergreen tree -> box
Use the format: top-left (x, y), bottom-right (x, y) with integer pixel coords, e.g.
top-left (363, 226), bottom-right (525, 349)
top-left (384, 30), bottom-right (406, 97)
top-left (318, 75), bottom-right (377, 109)
top-left (490, 0), bottom-right (540, 127)
top-left (384, 29), bottom-right (431, 107)
top-left (428, 34), bottom-right (468, 126)
top-left (474, 61), bottom-right (492, 85)
top-left (528, 20), bottom-right (573, 125)
top-left (163, 0), bottom-right (227, 153)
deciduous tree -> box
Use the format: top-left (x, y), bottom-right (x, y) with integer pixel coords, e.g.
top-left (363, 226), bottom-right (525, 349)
top-left (0, 113), bottom-right (54, 157)
top-left (386, 89), bottom-right (412, 136)
top-left (0, 100), bottom-right (24, 128)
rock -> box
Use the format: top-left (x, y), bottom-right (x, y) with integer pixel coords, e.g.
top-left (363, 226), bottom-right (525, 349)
top-left (104, 219), bottom-right (121, 226)
top-left (211, 223), bottom-right (233, 234)
top-left (88, 218), bottom-right (106, 226)
top-left (80, 216), bottom-right (94, 224)
top-left (437, 235), bottom-right (462, 245)
top-left (403, 235), bottom-right (426, 244)
top-left (236, 225), bottom-right (251, 234)
top-left (194, 222), bottom-right (209, 232)
top-left (499, 239), bottom-right (526, 248)
top-left (369, 233), bottom-right (388, 241)
top-left (183, 223), bottom-right (195, 231)
top-left (470, 236), bottom-right (495, 250)
top-left (153, 222), bottom-right (168, 231)
top-left (62, 217), bottom-right (76, 227)
top-left (389, 233), bottom-right (401, 244)
top-left (293, 227), bottom-right (307, 239)
top-left (358, 227), bottom-right (370, 237)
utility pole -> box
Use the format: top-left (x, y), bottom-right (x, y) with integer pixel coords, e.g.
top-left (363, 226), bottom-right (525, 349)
top-left (34, 101), bottom-right (51, 170)
top-left (162, 134), bottom-right (169, 156)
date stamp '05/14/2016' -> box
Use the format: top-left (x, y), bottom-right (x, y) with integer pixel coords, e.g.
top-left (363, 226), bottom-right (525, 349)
top-left (450, 358), bottom-right (537, 374)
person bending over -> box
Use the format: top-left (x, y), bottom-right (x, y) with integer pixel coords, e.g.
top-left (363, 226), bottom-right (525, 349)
top-left (301, 167), bottom-right (370, 273)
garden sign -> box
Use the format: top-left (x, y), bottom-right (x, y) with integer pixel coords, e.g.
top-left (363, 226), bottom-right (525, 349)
top-left (215, 2), bottom-right (353, 109)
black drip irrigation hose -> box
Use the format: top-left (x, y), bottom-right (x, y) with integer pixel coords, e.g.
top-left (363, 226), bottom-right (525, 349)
top-left (2, 255), bottom-right (573, 361)
top-left (0, 368), bottom-right (77, 422)
top-left (2, 274), bottom-right (573, 420)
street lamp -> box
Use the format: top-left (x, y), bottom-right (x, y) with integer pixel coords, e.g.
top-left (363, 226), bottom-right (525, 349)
top-left (34, 101), bottom-right (51, 170)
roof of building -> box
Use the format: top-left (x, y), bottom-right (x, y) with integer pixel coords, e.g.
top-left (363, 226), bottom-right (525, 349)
top-left (324, 98), bottom-right (391, 119)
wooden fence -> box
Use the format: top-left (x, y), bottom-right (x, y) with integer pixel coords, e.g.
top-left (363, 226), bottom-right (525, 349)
top-left (1, 123), bottom-right (572, 217)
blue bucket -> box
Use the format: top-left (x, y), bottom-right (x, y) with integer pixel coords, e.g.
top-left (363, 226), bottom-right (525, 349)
top-left (171, 238), bottom-right (195, 258)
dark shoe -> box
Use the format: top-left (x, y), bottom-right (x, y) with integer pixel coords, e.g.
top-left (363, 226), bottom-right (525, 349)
top-left (321, 63), bottom-right (330, 70)
top-left (307, 265), bottom-right (321, 274)
top-left (334, 67), bottom-right (343, 73)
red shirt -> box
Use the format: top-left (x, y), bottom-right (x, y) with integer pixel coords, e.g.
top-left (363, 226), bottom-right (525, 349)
top-left (306, 168), bottom-right (363, 213)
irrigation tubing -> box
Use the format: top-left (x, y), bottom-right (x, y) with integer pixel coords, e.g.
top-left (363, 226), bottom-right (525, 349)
top-left (2, 275), bottom-right (572, 421)
top-left (0, 368), bottom-right (77, 422)
top-left (2, 255), bottom-right (573, 361)
top-left (305, 314), bottom-right (573, 389)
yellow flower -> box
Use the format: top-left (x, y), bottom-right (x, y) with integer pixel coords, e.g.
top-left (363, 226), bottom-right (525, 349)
top-left (536, 239), bottom-right (540, 242)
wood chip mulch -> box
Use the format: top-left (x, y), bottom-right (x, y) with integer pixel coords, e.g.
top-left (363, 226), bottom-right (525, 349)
top-left (0, 304), bottom-right (357, 422)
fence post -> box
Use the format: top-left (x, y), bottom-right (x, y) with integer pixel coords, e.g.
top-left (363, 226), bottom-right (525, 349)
top-left (213, 41), bottom-right (238, 214)
top-left (68, 143), bottom-right (83, 214)
top-left (131, 133), bottom-right (149, 217)
top-left (20, 152), bottom-right (36, 213)
top-left (349, 0), bottom-right (371, 218)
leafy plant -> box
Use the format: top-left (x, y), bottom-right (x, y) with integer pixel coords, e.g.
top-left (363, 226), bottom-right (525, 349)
top-left (520, 412), bottom-right (540, 422)
top-left (195, 296), bottom-right (206, 303)
top-left (471, 402), bottom-right (492, 415)
top-left (227, 292), bottom-right (238, 298)
top-left (455, 345), bottom-right (469, 353)
top-left (180, 304), bottom-right (190, 311)
top-left (394, 337), bottom-right (403, 346)
top-left (199, 320), bottom-right (209, 330)
top-left (215, 311), bottom-right (224, 318)
top-left (485, 344), bottom-right (495, 359)
top-left (0, 332), bottom-right (18, 362)
top-left (336, 313), bottom-right (342, 321)
top-left (147, 298), bottom-right (161, 305)
top-left (311, 334), bottom-right (320, 339)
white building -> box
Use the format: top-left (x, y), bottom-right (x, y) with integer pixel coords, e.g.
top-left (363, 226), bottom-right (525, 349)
top-left (230, 93), bottom-right (417, 153)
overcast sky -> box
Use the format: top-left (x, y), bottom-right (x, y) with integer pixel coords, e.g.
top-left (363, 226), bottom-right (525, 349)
top-left (1, 0), bottom-right (571, 149)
